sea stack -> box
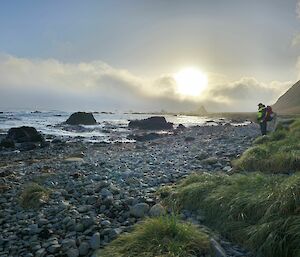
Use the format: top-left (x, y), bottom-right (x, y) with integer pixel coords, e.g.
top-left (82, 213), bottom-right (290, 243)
top-left (128, 116), bottom-right (173, 130)
top-left (65, 112), bottom-right (97, 125)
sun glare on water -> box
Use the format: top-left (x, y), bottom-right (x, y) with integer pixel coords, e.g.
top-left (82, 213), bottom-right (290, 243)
top-left (174, 67), bottom-right (208, 97)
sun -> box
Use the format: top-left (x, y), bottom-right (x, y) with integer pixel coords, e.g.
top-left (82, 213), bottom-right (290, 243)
top-left (174, 67), bottom-right (208, 97)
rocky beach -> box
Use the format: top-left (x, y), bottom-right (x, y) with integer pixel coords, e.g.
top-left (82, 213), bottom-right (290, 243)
top-left (0, 117), bottom-right (260, 257)
top-left (1, 1), bottom-right (300, 256)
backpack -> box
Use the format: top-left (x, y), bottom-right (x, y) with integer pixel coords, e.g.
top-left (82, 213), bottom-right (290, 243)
top-left (265, 106), bottom-right (274, 121)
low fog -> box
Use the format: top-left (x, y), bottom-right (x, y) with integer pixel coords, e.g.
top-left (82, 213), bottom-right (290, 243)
top-left (0, 54), bottom-right (292, 112)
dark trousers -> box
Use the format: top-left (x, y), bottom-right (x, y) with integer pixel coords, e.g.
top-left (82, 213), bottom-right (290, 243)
top-left (260, 121), bottom-right (267, 135)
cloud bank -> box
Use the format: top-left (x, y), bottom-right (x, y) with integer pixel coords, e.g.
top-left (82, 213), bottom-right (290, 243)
top-left (0, 54), bottom-right (291, 112)
top-left (204, 78), bottom-right (291, 111)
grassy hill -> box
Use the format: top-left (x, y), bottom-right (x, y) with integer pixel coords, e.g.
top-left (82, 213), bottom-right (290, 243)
top-left (273, 80), bottom-right (300, 114)
top-left (160, 119), bottom-right (300, 257)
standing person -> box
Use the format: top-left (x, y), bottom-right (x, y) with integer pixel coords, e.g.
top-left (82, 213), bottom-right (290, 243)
top-left (265, 105), bottom-right (277, 132)
top-left (257, 103), bottom-right (267, 135)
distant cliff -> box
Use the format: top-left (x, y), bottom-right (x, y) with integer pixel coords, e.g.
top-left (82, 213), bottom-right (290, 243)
top-left (273, 80), bottom-right (300, 114)
top-left (195, 105), bottom-right (208, 115)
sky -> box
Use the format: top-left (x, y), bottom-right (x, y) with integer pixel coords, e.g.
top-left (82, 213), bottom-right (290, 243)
top-left (0, 0), bottom-right (300, 112)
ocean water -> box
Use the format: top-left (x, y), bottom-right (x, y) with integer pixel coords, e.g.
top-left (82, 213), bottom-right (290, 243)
top-left (0, 111), bottom-right (246, 142)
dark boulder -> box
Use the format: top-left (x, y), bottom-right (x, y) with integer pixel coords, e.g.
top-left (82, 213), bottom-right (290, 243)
top-left (65, 112), bottom-right (97, 125)
top-left (39, 228), bottom-right (53, 239)
top-left (1, 126), bottom-right (47, 150)
top-left (52, 138), bottom-right (63, 144)
top-left (177, 124), bottom-right (186, 130)
top-left (128, 116), bottom-right (173, 130)
top-left (184, 136), bottom-right (195, 142)
top-left (6, 126), bottom-right (44, 143)
top-left (0, 138), bottom-right (15, 148)
top-left (18, 142), bottom-right (37, 151)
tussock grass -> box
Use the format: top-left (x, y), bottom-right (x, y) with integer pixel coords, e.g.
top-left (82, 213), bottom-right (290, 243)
top-left (253, 135), bottom-right (271, 145)
top-left (233, 119), bottom-right (300, 173)
top-left (20, 183), bottom-right (49, 209)
top-left (97, 216), bottom-right (210, 257)
top-left (163, 172), bottom-right (300, 257)
top-left (290, 119), bottom-right (300, 135)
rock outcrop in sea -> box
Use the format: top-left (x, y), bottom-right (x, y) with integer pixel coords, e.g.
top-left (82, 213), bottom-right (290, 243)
top-left (0, 126), bottom-right (47, 150)
top-left (128, 116), bottom-right (173, 130)
top-left (65, 112), bottom-right (97, 125)
top-left (6, 126), bottom-right (44, 143)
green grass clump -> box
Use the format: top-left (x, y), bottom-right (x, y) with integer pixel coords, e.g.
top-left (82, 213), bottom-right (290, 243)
top-left (253, 135), bottom-right (271, 145)
top-left (163, 172), bottom-right (300, 257)
top-left (98, 216), bottom-right (210, 257)
top-left (233, 119), bottom-right (300, 173)
top-left (20, 183), bottom-right (49, 209)
top-left (290, 119), bottom-right (300, 135)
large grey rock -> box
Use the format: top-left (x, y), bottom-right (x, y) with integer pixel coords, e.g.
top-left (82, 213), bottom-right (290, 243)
top-left (149, 204), bottom-right (166, 217)
top-left (35, 248), bottom-right (46, 257)
top-left (202, 157), bottom-right (219, 165)
top-left (47, 244), bottom-right (61, 254)
top-left (90, 232), bottom-right (100, 250)
top-left (67, 248), bottom-right (79, 257)
top-left (109, 228), bottom-right (122, 239)
top-left (62, 217), bottom-right (72, 225)
top-left (79, 242), bottom-right (90, 256)
top-left (101, 220), bottom-right (111, 226)
top-left (128, 116), bottom-right (173, 130)
top-left (81, 216), bottom-right (95, 229)
top-left (130, 203), bottom-right (150, 218)
top-left (77, 205), bottom-right (90, 213)
top-left (5, 126), bottom-right (44, 143)
top-left (1, 126), bottom-right (45, 150)
top-left (28, 224), bottom-right (39, 235)
top-left (75, 223), bottom-right (84, 232)
top-left (62, 239), bottom-right (76, 250)
top-left (37, 218), bottom-right (49, 226)
top-left (66, 112), bottom-right (97, 125)
top-left (100, 188), bottom-right (113, 197)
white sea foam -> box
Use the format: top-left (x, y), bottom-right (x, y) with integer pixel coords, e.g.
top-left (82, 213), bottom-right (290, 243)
top-left (0, 111), bottom-right (249, 142)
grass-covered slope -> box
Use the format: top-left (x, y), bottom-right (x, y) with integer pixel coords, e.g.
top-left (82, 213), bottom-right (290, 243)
top-left (160, 120), bottom-right (300, 257)
top-left (273, 80), bottom-right (300, 114)
top-left (97, 216), bottom-right (210, 257)
top-left (161, 172), bottom-right (300, 257)
top-left (233, 119), bottom-right (300, 173)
